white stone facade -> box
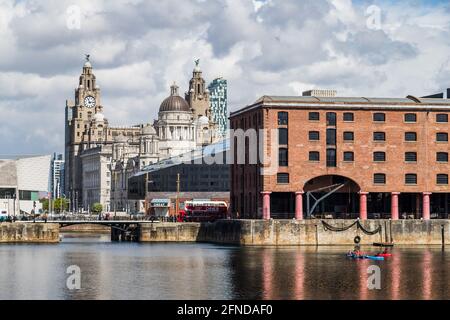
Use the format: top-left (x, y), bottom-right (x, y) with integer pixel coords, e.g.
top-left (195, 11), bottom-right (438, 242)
top-left (81, 146), bottom-right (112, 211)
top-left (66, 58), bottom-right (221, 213)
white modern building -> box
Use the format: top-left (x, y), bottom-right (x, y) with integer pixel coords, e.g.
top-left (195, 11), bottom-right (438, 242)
top-left (0, 155), bottom-right (52, 215)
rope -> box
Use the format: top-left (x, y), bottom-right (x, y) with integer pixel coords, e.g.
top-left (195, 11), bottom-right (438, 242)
top-left (321, 220), bottom-right (357, 232)
top-left (357, 221), bottom-right (381, 235)
top-left (321, 219), bottom-right (381, 235)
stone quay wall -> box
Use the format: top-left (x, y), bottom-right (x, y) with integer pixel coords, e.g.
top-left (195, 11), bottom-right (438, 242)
top-left (0, 223), bottom-right (60, 243)
top-left (60, 224), bottom-right (111, 233)
top-left (139, 219), bottom-right (450, 246)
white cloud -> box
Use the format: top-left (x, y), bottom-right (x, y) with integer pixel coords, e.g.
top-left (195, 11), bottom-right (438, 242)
top-left (0, 0), bottom-right (449, 155)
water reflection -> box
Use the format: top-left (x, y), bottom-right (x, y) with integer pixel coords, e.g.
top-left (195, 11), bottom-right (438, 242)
top-left (227, 246), bottom-right (449, 300)
top-left (422, 249), bottom-right (432, 300)
top-left (389, 251), bottom-right (401, 300)
top-left (0, 234), bottom-right (449, 300)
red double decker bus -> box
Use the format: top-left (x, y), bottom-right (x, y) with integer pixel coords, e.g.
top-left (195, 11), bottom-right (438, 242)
top-left (181, 200), bottom-right (228, 222)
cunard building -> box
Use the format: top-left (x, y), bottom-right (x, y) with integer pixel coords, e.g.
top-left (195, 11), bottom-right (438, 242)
top-left (65, 57), bottom-right (221, 212)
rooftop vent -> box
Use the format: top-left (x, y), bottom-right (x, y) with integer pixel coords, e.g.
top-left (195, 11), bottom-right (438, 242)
top-left (302, 89), bottom-right (337, 97)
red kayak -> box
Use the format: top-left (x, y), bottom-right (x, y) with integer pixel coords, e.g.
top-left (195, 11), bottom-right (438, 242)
top-left (376, 253), bottom-right (392, 257)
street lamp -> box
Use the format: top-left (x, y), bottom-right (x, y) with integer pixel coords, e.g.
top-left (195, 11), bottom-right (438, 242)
top-left (12, 193), bottom-right (16, 220)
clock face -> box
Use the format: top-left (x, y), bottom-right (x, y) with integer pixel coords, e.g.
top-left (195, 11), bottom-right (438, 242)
top-left (84, 96), bottom-right (96, 108)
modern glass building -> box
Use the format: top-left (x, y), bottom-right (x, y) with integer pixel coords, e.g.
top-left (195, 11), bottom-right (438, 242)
top-left (208, 77), bottom-right (228, 136)
top-left (50, 153), bottom-right (65, 199)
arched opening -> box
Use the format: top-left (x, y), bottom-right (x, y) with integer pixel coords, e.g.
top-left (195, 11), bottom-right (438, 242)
top-left (303, 175), bottom-right (360, 219)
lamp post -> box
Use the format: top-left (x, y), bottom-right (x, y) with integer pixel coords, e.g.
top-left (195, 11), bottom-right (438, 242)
top-left (175, 173), bottom-right (180, 220)
top-left (144, 172), bottom-right (149, 215)
top-left (13, 192), bottom-right (16, 220)
top-left (75, 191), bottom-right (78, 214)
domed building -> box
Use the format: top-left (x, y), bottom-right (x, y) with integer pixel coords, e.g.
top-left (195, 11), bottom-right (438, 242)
top-left (67, 57), bottom-right (221, 214)
top-left (154, 83), bottom-right (197, 157)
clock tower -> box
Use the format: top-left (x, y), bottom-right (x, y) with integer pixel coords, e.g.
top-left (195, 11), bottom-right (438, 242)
top-left (185, 59), bottom-right (211, 119)
top-left (64, 55), bottom-right (105, 206)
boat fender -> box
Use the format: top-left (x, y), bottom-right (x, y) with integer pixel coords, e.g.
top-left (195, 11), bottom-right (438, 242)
top-left (354, 236), bottom-right (361, 244)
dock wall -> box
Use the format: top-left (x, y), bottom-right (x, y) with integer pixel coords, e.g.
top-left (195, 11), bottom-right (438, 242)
top-left (0, 223), bottom-right (60, 243)
top-left (139, 219), bottom-right (450, 246)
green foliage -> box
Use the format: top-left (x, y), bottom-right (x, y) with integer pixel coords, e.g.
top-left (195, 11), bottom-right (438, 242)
top-left (40, 198), bottom-right (49, 211)
top-left (53, 198), bottom-right (69, 213)
top-left (91, 203), bottom-right (103, 214)
top-left (39, 198), bottom-right (69, 213)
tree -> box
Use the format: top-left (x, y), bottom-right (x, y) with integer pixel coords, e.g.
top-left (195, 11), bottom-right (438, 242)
top-left (40, 198), bottom-right (69, 213)
top-left (40, 198), bottom-right (49, 211)
top-left (54, 198), bottom-right (69, 213)
top-left (91, 203), bottom-right (103, 214)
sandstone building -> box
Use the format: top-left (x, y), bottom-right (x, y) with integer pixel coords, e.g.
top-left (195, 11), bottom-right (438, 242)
top-left (65, 57), bottom-right (221, 212)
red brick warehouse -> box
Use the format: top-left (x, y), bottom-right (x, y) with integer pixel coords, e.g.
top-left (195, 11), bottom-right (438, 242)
top-left (230, 91), bottom-right (450, 220)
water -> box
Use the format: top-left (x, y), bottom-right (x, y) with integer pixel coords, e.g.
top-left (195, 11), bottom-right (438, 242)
top-left (0, 233), bottom-right (449, 300)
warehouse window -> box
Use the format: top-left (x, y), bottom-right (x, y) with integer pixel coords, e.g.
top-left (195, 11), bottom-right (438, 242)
top-left (326, 112), bottom-right (337, 126)
top-left (326, 148), bottom-right (337, 167)
top-left (436, 133), bottom-right (448, 142)
top-left (309, 151), bottom-right (320, 161)
top-left (343, 152), bottom-right (354, 162)
top-left (436, 114), bottom-right (448, 123)
top-left (373, 132), bottom-right (386, 141)
top-left (437, 174), bottom-right (449, 185)
top-left (373, 113), bottom-right (385, 122)
top-left (373, 152), bottom-right (386, 162)
top-left (277, 173), bottom-right (289, 184)
top-left (278, 112), bottom-right (288, 125)
top-left (404, 113), bottom-right (417, 122)
top-left (373, 174), bottom-right (386, 184)
top-left (405, 152), bottom-right (417, 162)
top-left (343, 112), bottom-right (354, 122)
top-left (309, 112), bottom-right (320, 121)
top-left (279, 148), bottom-right (288, 167)
top-left (405, 132), bottom-right (417, 142)
top-left (405, 174), bottom-right (417, 185)
top-left (309, 131), bottom-right (320, 141)
top-left (326, 128), bottom-right (336, 145)
top-left (279, 128), bottom-right (288, 145)
top-left (437, 152), bottom-right (448, 162)
top-left (343, 131), bottom-right (354, 141)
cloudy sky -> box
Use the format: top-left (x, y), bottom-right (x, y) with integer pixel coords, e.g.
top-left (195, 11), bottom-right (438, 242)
top-left (0, 0), bottom-right (450, 156)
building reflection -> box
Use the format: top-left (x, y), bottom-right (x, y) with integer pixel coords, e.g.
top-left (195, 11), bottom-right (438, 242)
top-left (357, 258), bottom-right (370, 300)
top-left (389, 250), bottom-right (401, 300)
top-left (261, 248), bottom-right (273, 300)
top-left (422, 249), bottom-right (432, 300)
top-left (293, 250), bottom-right (305, 300)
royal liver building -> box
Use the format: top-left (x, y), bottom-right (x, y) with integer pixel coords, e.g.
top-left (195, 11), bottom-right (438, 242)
top-left (65, 57), bottom-right (221, 212)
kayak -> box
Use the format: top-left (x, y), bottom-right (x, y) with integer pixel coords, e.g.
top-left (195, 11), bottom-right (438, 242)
top-left (375, 253), bottom-right (392, 258)
top-left (346, 253), bottom-right (385, 261)
top-left (347, 253), bottom-right (364, 259)
top-left (365, 255), bottom-right (385, 261)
